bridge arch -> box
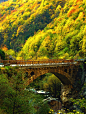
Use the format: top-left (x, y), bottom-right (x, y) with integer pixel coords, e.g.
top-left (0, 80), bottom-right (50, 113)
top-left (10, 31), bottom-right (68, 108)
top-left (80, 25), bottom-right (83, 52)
top-left (24, 66), bottom-right (75, 86)
top-left (24, 66), bottom-right (76, 104)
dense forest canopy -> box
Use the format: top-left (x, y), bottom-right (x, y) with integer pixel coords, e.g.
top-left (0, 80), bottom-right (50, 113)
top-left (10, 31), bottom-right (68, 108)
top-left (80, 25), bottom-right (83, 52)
top-left (0, 0), bottom-right (86, 60)
top-left (0, 67), bottom-right (51, 114)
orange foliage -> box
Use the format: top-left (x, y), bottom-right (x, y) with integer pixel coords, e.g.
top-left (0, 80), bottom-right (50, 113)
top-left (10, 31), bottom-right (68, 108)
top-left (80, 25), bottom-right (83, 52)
top-left (67, 5), bottom-right (80, 17)
top-left (46, 35), bottom-right (50, 40)
top-left (76, 0), bottom-right (81, 3)
top-left (20, 4), bottom-right (24, 7)
top-left (0, 13), bottom-right (2, 18)
top-left (20, 9), bottom-right (24, 13)
top-left (52, 31), bottom-right (56, 34)
top-left (2, 14), bottom-right (6, 19)
top-left (25, 40), bottom-right (27, 43)
top-left (58, 18), bottom-right (62, 21)
top-left (30, 3), bottom-right (37, 10)
top-left (67, 9), bottom-right (76, 17)
top-left (34, 31), bottom-right (36, 34)
top-left (76, 0), bottom-right (83, 3)
top-left (2, 6), bottom-right (4, 10)
top-left (11, 9), bottom-right (17, 14)
top-left (74, 5), bottom-right (79, 9)
top-left (39, 31), bottom-right (42, 33)
top-left (1, 45), bottom-right (8, 51)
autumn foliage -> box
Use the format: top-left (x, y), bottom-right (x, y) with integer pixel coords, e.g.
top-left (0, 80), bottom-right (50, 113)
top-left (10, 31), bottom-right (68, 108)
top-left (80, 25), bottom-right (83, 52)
top-left (1, 45), bottom-right (8, 52)
top-left (0, 0), bottom-right (86, 60)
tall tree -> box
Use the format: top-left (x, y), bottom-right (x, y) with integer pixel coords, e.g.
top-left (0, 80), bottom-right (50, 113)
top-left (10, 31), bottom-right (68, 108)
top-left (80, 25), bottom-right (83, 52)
top-left (0, 49), bottom-right (5, 60)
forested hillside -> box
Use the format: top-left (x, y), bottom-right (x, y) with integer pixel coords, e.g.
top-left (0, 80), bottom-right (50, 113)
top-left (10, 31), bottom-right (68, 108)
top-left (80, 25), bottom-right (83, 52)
top-left (0, 0), bottom-right (86, 60)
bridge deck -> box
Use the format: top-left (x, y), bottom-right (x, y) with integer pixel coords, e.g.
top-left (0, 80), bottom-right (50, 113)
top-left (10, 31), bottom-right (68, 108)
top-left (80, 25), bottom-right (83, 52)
top-left (0, 59), bottom-right (82, 67)
top-left (10, 62), bottom-right (77, 68)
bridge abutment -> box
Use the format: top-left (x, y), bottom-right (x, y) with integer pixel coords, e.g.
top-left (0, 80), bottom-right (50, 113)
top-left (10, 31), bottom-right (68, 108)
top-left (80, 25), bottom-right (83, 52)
top-left (60, 61), bottom-right (85, 106)
top-left (61, 84), bottom-right (73, 104)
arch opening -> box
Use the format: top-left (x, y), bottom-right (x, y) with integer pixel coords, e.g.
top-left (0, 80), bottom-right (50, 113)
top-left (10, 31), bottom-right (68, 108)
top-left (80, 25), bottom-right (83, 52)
top-left (64, 69), bottom-right (67, 73)
top-left (24, 72), bottom-right (28, 79)
top-left (27, 73), bottom-right (61, 98)
top-left (30, 71), bottom-right (34, 76)
top-left (51, 72), bottom-right (71, 85)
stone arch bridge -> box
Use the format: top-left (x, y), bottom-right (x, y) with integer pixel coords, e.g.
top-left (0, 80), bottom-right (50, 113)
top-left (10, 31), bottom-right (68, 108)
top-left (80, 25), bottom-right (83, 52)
top-left (1, 59), bottom-right (85, 103)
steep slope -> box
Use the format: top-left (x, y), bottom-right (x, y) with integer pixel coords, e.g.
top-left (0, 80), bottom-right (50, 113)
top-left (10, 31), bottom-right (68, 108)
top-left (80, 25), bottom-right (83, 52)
top-left (0, 0), bottom-right (86, 60)
top-left (0, 0), bottom-right (66, 51)
top-left (18, 0), bottom-right (86, 60)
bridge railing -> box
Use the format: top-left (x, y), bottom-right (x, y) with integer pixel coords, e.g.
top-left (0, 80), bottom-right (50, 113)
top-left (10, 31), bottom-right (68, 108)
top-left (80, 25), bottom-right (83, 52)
top-left (1, 59), bottom-right (74, 66)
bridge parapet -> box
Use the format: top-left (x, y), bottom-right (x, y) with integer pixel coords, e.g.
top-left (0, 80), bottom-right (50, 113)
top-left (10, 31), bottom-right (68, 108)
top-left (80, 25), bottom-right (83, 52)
top-left (1, 59), bottom-right (74, 65)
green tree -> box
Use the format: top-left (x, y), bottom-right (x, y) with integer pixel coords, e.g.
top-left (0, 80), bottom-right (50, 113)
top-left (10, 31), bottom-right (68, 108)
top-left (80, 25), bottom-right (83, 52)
top-left (0, 70), bottom-right (32, 114)
top-left (42, 74), bottom-right (61, 98)
top-left (0, 67), bottom-right (50, 114)
top-left (36, 101), bottom-right (50, 114)
top-left (0, 49), bottom-right (5, 60)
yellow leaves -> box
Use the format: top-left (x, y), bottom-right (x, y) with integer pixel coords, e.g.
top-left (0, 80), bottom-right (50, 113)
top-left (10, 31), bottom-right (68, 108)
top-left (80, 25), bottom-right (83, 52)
top-left (75, 0), bottom-right (83, 5)
top-left (76, 12), bottom-right (84, 20)
top-left (46, 29), bottom-right (53, 34)
top-left (47, 23), bottom-right (54, 28)
top-left (8, 0), bottom-right (13, 6)
top-left (40, 0), bottom-right (45, 7)
top-left (63, 53), bottom-right (69, 59)
top-left (67, 6), bottom-right (76, 17)
top-left (41, 35), bottom-right (50, 48)
top-left (63, 4), bottom-right (68, 12)
top-left (52, 31), bottom-right (56, 34)
top-left (16, 57), bottom-right (23, 60)
top-left (22, 0), bottom-right (27, 3)
top-left (16, 25), bottom-right (23, 37)
top-left (82, 35), bottom-right (86, 51)
top-left (45, 35), bottom-right (50, 40)
top-left (55, 24), bottom-right (63, 34)
top-left (0, 26), bottom-right (4, 32)
top-left (64, 18), bottom-right (74, 29)
top-left (56, 5), bottom-right (61, 11)
top-left (6, 49), bottom-right (15, 57)
top-left (1, 67), bottom-right (5, 70)
top-left (48, 74), bottom-right (60, 85)
top-left (83, 25), bottom-right (86, 35)
top-left (37, 56), bottom-right (49, 60)
top-left (4, 33), bottom-right (8, 41)
top-left (0, 0), bottom-right (85, 61)
top-left (0, 4), bottom-right (3, 9)
top-left (83, 0), bottom-right (86, 5)
top-left (43, 82), bottom-right (49, 90)
top-left (6, 15), bottom-right (9, 20)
